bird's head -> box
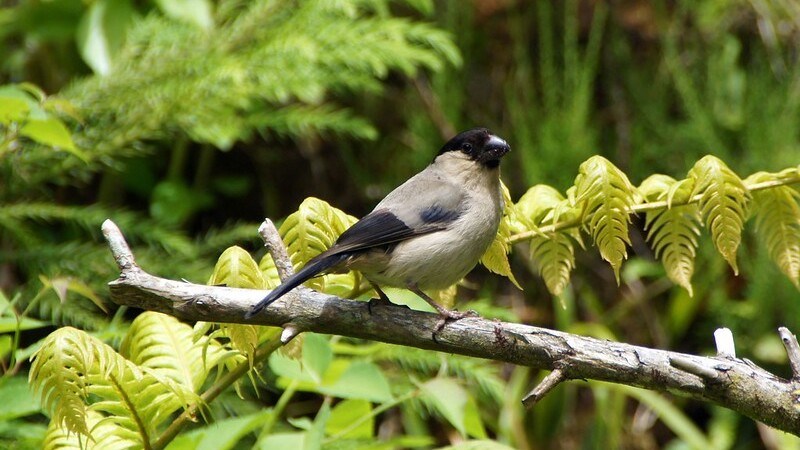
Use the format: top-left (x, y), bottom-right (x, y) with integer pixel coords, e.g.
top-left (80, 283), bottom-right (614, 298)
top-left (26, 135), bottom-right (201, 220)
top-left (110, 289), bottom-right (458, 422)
top-left (436, 128), bottom-right (510, 168)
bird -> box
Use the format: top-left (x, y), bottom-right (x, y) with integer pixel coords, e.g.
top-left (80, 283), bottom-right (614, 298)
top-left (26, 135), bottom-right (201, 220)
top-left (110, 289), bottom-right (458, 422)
top-left (245, 128), bottom-right (510, 333)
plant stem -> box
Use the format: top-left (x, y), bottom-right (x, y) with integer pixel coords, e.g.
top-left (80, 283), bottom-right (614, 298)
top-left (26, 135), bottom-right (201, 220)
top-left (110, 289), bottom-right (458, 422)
top-left (256, 379), bottom-right (299, 439)
top-left (323, 389), bottom-right (419, 443)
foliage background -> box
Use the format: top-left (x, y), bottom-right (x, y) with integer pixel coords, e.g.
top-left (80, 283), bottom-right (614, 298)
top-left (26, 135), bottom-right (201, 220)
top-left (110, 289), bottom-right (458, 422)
top-left (1, 0), bottom-right (799, 448)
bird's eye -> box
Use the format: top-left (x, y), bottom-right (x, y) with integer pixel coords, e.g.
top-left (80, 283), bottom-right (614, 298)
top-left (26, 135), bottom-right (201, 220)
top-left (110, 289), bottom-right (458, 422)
top-left (463, 143), bottom-right (473, 153)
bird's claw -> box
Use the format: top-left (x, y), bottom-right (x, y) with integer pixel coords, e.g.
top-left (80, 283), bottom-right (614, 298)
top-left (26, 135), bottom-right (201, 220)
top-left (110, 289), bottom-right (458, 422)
top-left (431, 309), bottom-right (481, 342)
top-left (366, 296), bottom-right (407, 315)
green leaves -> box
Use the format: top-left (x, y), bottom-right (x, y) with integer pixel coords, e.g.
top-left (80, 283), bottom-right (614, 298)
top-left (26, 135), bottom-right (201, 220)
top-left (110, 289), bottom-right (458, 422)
top-left (279, 197), bottom-right (359, 294)
top-left (420, 378), bottom-right (487, 439)
top-left (574, 156), bottom-right (637, 282)
top-left (640, 175), bottom-right (701, 295)
top-left (747, 172), bottom-right (800, 288)
top-left (29, 313), bottom-right (244, 446)
top-left (480, 183), bottom-right (522, 289)
top-left (688, 155), bottom-right (751, 274)
top-left (269, 333), bottom-right (393, 403)
top-left (516, 185), bottom-right (581, 297)
top-left (0, 84), bottom-right (83, 160)
top-left (511, 156), bottom-right (799, 296)
top-left (65, 0), bottom-right (461, 152)
top-left (280, 197), bottom-right (356, 269)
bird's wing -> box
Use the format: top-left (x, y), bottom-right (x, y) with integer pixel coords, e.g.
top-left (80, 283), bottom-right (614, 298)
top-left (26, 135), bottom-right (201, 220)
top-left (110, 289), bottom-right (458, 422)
top-left (329, 175), bottom-right (466, 254)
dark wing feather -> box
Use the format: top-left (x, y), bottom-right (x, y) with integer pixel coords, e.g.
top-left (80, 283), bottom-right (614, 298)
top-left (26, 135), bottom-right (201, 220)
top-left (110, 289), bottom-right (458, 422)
top-left (330, 209), bottom-right (441, 254)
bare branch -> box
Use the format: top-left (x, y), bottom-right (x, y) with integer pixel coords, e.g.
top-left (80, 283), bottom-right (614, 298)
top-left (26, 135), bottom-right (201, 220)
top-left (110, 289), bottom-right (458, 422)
top-left (779, 326), bottom-right (800, 381)
top-left (258, 219), bottom-right (294, 281)
top-left (522, 368), bottom-right (566, 408)
top-left (103, 220), bottom-right (800, 436)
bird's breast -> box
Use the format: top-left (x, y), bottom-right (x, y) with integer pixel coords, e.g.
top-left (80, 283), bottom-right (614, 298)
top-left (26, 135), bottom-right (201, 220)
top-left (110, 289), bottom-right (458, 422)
top-left (358, 195), bottom-right (503, 290)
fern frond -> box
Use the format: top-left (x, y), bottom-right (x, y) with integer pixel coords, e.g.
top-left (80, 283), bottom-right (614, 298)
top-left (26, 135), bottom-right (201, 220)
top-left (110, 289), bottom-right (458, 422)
top-left (0, 203), bottom-right (195, 256)
top-left (640, 175), bottom-right (702, 295)
top-left (29, 327), bottom-right (92, 436)
top-left (208, 246), bottom-right (266, 290)
top-left (574, 156), bottom-right (637, 282)
top-left (747, 172), bottom-right (800, 288)
top-left (688, 156), bottom-right (751, 274)
top-left (43, 409), bottom-right (140, 450)
top-left (516, 185), bottom-right (582, 296)
top-left (280, 197), bottom-right (356, 265)
top-left (121, 312), bottom-right (240, 393)
top-left (208, 246), bottom-right (281, 363)
top-left (30, 325), bottom-right (194, 445)
top-left (280, 197), bottom-right (358, 292)
top-left (480, 183), bottom-right (521, 289)
top-left (88, 368), bottom-right (188, 444)
top-left (530, 232), bottom-right (578, 297)
top-left (258, 253), bottom-right (283, 289)
top-left (66, 0), bottom-right (459, 157)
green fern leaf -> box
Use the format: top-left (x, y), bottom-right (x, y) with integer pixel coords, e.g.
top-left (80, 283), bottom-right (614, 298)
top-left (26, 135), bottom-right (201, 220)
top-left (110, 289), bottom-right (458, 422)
top-left (30, 325), bottom-right (194, 445)
top-left (688, 156), bottom-right (751, 274)
top-left (208, 246), bottom-right (272, 362)
top-left (480, 219), bottom-right (521, 290)
top-left (43, 409), bottom-right (141, 450)
top-left (574, 156), bottom-right (637, 282)
top-left (516, 185), bottom-right (582, 296)
top-left (640, 175), bottom-right (701, 295)
top-left (279, 197), bottom-right (358, 292)
top-left (121, 312), bottom-right (239, 393)
top-left (480, 183), bottom-right (521, 289)
top-left (29, 327), bottom-right (92, 436)
top-left (208, 246), bottom-right (266, 289)
top-left (280, 197), bottom-right (356, 265)
top-left (429, 284), bottom-right (457, 309)
top-left (88, 368), bottom-right (188, 444)
top-left (747, 172), bottom-right (800, 288)
top-left (530, 231), bottom-right (578, 297)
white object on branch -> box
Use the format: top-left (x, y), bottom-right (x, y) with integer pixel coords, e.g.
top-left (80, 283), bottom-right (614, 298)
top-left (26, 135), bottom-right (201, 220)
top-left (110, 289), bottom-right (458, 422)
top-left (714, 327), bottom-right (736, 358)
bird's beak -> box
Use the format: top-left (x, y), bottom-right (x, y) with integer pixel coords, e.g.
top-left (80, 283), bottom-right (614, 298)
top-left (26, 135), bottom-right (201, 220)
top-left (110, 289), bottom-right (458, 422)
top-left (485, 134), bottom-right (511, 160)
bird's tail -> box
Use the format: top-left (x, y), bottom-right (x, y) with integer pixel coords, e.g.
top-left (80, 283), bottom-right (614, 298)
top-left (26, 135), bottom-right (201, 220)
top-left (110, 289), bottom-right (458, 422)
top-left (245, 252), bottom-right (348, 319)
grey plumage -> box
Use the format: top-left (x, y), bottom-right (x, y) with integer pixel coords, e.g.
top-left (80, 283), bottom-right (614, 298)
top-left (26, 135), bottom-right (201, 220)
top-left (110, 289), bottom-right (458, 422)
top-left (246, 128), bottom-right (510, 322)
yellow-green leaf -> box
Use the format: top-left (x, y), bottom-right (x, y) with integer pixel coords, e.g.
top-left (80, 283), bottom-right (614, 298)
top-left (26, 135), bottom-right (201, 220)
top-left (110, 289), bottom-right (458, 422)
top-left (209, 246), bottom-right (265, 289)
top-left (574, 156), bottom-right (637, 282)
top-left (19, 118), bottom-right (77, 151)
top-left (640, 175), bottom-right (701, 295)
top-left (279, 197), bottom-right (358, 292)
top-left (688, 156), bottom-right (750, 274)
top-left (530, 231), bottom-right (577, 297)
top-left (515, 185), bottom-right (582, 296)
top-left (29, 328), bottom-right (91, 437)
top-left (747, 174), bottom-right (800, 288)
top-left (480, 216), bottom-right (521, 289)
top-left (258, 253), bottom-right (283, 289)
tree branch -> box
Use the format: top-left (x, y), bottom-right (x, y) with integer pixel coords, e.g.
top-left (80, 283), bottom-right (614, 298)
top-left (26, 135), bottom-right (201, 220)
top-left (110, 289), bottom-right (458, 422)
top-left (101, 219), bottom-right (800, 436)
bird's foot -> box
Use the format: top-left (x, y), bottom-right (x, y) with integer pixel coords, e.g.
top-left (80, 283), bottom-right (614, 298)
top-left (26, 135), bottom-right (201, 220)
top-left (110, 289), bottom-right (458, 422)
top-left (432, 309), bottom-right (480, 341)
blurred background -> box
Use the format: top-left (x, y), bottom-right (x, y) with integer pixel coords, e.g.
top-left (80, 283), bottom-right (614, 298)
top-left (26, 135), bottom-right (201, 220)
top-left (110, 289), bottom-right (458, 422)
top-left (1, 0), bottom-right (799, 448)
